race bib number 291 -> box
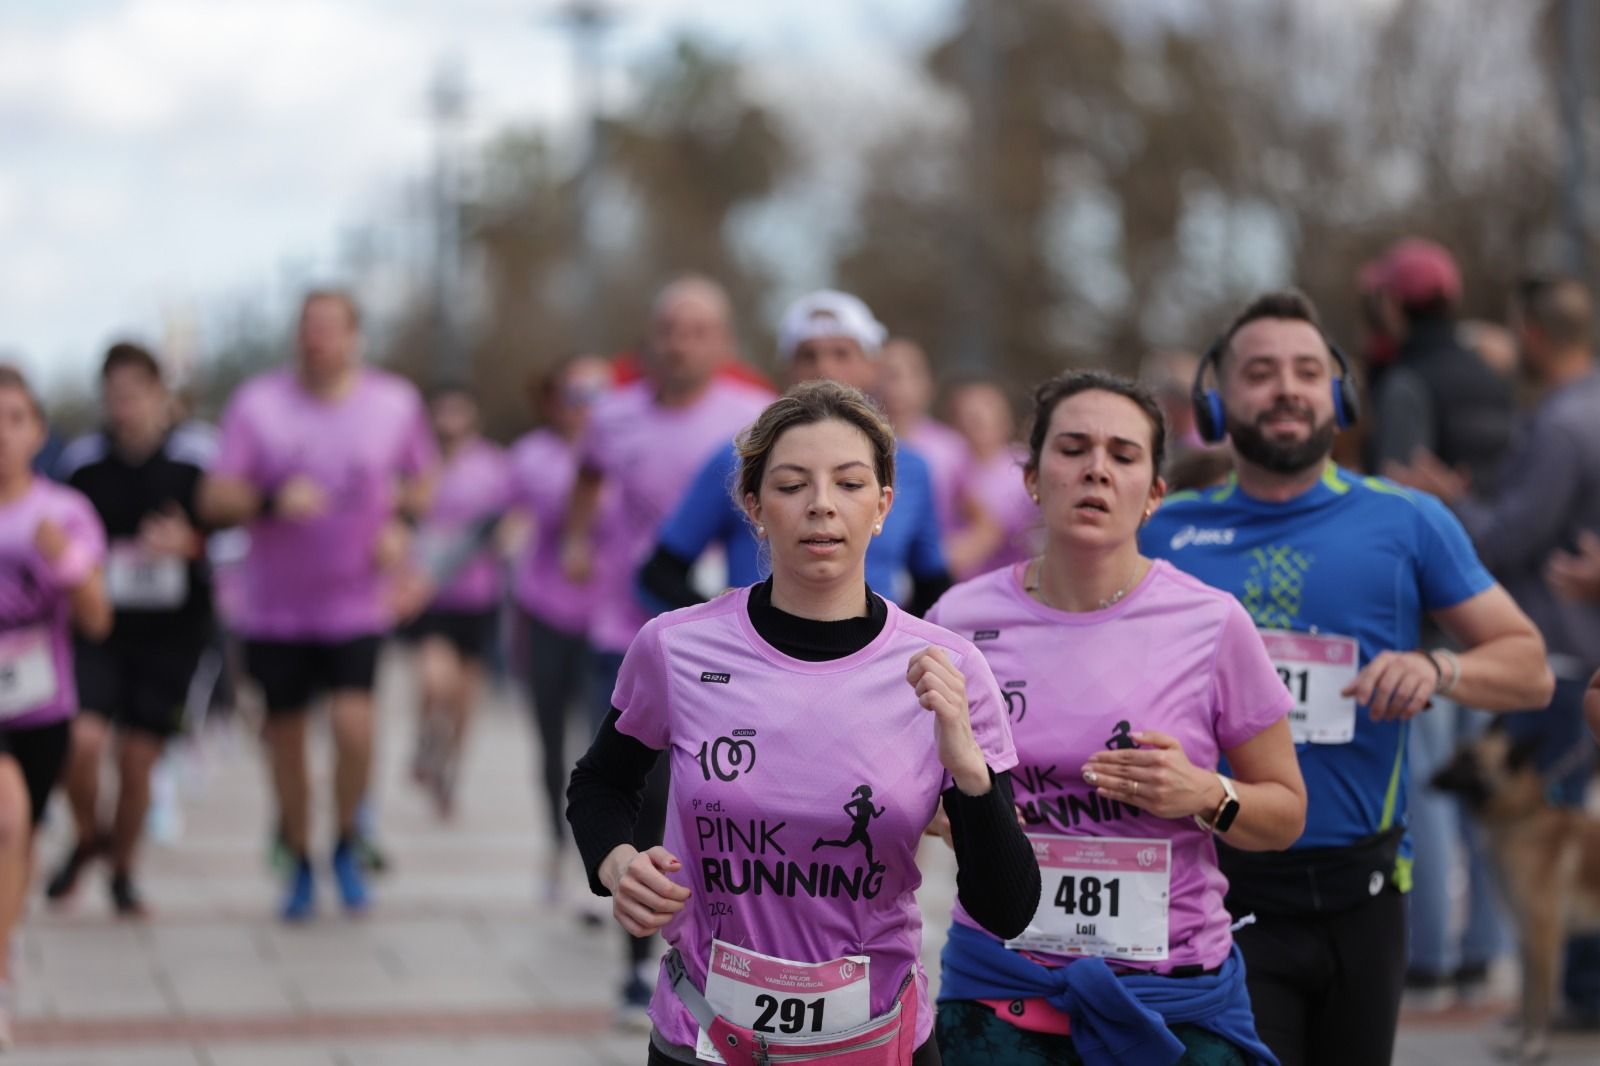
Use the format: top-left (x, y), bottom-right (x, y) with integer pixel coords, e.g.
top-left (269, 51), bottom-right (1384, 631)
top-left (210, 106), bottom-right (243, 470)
top-left (694, 941), bottom-right (870, 1063)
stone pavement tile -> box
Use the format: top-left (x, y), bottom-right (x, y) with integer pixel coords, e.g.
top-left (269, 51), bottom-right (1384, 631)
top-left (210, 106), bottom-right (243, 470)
top-left (1396, 1019), bottom-right (1600, 1065)
top-left (202, 1045), bottom-right (342, 1066)
top-left (165, 972), bottom-right (298, 1017)
top-left (0, 1046), bottom-right (207, 1066)
top-left (36, 974), bottom-right (178, 1021)
top-left (332, 1035), bottom-right (640, 1065)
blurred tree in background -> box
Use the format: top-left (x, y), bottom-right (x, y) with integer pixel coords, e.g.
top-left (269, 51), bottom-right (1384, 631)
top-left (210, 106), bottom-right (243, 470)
top-left (180, 0), bottom-right (1590, 443)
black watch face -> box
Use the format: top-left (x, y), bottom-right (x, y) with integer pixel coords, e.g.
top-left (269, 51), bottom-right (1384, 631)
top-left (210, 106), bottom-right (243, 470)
top-left (1214, 798), bottom-right (1241, 833)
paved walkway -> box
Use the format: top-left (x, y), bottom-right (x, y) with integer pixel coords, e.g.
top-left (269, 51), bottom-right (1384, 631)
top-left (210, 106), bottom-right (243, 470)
top-left (7, 652), bottom-right (1597, 1064)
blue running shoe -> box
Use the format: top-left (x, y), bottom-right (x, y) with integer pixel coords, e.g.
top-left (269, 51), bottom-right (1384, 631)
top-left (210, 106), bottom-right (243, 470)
top-left (331, 841), bottom-right (370, 913)
top-left (280, 858), bottom-right (315, 923)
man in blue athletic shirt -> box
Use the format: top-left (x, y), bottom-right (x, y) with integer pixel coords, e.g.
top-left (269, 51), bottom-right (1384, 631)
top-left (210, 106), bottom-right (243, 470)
top-left (637, 290), bottom-right (950, 616)
top-left (1141, 289), bottom-right (1552, 1066)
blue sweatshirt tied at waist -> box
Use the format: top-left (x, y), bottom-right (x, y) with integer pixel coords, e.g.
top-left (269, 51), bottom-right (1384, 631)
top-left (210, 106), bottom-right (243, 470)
top-left (938, 922), bottom-right (1278, 1066)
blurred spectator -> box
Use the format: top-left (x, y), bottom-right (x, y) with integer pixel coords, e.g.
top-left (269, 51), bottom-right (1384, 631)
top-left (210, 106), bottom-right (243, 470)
top-left (1367, 238), bottom-right (1513, 495)
top-left (1365, 240), bottom-right (1520, 998)
top-left (1461, 319), bottom-right (1520, 382)
top-left (1390, 274), bottom-right (1600, 1027)
top-left (1138, 348), bottom-right (1206, 459)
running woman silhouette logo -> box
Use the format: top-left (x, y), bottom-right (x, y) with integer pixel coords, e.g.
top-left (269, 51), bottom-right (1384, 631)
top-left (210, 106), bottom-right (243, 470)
top-left (813, 785), bottom-right (886, 870)
top-left (1105, 720), bottom-right (1137, 750)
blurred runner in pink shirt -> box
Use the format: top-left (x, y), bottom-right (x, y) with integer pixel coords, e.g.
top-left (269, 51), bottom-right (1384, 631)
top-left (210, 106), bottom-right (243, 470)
top-left (200, 289), bottom-right (437, 922)
top-left (944, 378), bottom-right (1041, 579)
top-left (880, 338), bottom-right (1002, 572)
top-left (508, 354), bottom-right (612, 897)
top-left (400, 385), bottom-right (511, 820)
top-left (559, 276), bottom-right (772, 1024)
top-left (0, 365), bottom-right (110, 1050)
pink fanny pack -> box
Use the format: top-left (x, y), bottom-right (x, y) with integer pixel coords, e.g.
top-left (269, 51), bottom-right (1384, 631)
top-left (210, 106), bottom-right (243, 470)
top-left (665, 950), bottom-right (918, 1066)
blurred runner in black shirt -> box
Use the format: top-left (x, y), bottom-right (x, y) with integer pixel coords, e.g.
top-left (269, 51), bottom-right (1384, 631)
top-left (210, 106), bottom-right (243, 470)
top-left (45, 343), bottom-right (215, 917)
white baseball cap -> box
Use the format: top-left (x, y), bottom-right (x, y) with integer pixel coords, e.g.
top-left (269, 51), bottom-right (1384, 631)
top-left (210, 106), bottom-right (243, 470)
top-left (776, 290), bottom-right (887, 362)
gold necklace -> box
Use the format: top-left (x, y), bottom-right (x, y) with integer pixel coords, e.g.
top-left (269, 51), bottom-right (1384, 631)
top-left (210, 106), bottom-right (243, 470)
top-left (1025, 557), bottom-right (1140, 611)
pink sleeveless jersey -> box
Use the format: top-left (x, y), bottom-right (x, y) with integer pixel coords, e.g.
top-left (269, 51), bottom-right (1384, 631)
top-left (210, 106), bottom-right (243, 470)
top-left (0, 479), bottom-right (106, 730)
top-left (611, 587), bottom-right (1017, 1051)
top-left (926, 560), bottom-right (1291, 974)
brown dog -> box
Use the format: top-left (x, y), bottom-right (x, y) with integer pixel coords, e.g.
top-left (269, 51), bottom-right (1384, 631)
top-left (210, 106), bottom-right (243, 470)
top-left (1432, 728), bottom-right (1600, 1063)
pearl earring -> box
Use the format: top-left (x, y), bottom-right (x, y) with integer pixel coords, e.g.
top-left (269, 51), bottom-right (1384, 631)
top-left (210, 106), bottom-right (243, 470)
top-left (756, 525), bottom-right (765, 537)
top-left (873, 523), bottom-right (882, 534)
top-left (1031, 493), bottom-right (1040, 504)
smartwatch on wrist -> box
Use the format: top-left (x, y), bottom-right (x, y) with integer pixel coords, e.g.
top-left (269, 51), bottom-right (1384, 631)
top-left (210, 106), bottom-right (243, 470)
top-left (1194, 773), bottom-right (1240, 834)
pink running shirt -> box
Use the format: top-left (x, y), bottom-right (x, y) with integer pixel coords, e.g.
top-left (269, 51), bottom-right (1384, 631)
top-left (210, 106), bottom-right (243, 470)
top-left (0, 479), bottom-right (106, 729)
top-left (508, 429), bottom-right (596, 636)
top-left (925, 560), bottom-right (1291, 974)
top-left (904, 419), bottom-right (973, 537)
top-left (611, 587), bottom-right (1017, 1052)
top-left (213, 367), bottom-right (437, 641)
top-left (954, 446), bottom-right (1041, 579)
top-left (578, 378), bottom-right (771, 653)
top-left (421, 438), bottom-right (512, 612)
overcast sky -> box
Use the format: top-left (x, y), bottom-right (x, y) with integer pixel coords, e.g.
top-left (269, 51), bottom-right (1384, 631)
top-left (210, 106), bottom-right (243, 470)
top-left (0, 0), bottom-right (953, 393)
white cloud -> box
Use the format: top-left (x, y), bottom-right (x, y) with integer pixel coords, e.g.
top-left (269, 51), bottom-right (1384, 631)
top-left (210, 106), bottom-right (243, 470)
top-left (0, 0), bottom-right (950, 391)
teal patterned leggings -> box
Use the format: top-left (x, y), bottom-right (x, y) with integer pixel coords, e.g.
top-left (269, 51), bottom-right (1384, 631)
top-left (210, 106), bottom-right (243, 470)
top-left (936, 1000), bottom-right (1249, 1066)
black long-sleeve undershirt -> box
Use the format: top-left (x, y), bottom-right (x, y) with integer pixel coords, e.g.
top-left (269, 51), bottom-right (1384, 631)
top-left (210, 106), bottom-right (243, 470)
top-left (565, 580), bottom-right (1039, 941)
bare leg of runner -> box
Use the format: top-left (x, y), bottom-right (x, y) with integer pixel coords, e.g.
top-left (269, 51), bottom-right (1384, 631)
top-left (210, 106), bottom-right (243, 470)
top-left (265, 713), bottom-right (312, 857)
top-left (48, 714), bottom-right (108, 900)
top-left (0, 755), bottom-right (29, 1047)
top-left (330, 690), bottom-right (374, 841)
top-left (108, 730), bottom-right (162, 915)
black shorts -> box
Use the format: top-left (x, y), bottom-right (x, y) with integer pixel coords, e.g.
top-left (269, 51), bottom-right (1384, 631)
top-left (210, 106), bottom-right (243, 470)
top-left (244, 636), bottom-right (382, 715)
top-left (2, 718), bottom-right (71, 827)
top-left (75, 636), bottom-right (205, 740)
top-left (400, 608), bottom-right (497, 662)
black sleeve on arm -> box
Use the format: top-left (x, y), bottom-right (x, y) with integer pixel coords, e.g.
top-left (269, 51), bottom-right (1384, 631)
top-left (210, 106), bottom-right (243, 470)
top-left (637, 543), bottom-right (706, 613)
top-left (907, 571), bottom-right (953, 619)
top-left (566, 707), bottom-right (664, 897)
top-left (944, 770), bottom-right (1040, 940)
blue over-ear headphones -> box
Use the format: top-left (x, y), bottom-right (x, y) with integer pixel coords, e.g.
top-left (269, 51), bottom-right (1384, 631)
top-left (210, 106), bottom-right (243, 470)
top-left (1190, 329), bottom-right (1360, 444)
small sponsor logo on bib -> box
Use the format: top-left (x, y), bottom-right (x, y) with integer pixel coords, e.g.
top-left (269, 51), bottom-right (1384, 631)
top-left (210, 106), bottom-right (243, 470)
top-left (974, 629), bottom-right (1000, 641)
top-left (700, 671), bottom-right (731, 684)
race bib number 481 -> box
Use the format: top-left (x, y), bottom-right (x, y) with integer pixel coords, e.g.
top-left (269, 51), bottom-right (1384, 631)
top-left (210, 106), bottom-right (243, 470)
top-left (1259, 630), bottom-right (1359, 745)
top-left (1007, 835), bottom-right (1170, 961)
top-left (695, 941), bottom-right (870, 1063)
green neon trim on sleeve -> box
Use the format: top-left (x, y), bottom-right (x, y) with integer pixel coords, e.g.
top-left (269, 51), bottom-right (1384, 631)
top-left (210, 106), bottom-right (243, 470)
top-left (1162, 490), bottom-right (1201, 505)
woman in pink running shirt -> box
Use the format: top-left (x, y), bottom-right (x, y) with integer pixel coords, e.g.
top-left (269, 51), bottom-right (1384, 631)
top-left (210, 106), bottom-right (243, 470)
top-left (400, 384), bottom-right (512, 818)
top-left (943, 378), bottom-right (1040, 579)
top-left (507, 354), bottom-right (611, 894)
top-left (568, 381), bottom-right (1039, 1066)
top-left (930, 371), bottom-right (1306, 1066)
top-left (0, 366), bottom-right (110, 1049)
